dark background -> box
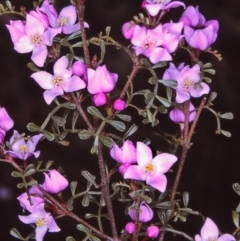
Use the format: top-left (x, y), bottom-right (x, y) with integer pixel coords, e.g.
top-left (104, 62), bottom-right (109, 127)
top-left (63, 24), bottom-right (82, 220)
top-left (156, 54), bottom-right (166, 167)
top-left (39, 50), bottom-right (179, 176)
top-left (0, 0), bottom-right (240, 240)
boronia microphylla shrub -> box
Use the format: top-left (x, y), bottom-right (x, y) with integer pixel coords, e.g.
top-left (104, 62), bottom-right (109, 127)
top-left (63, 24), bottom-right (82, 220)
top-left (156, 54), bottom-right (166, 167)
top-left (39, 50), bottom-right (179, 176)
top-left (0, 1), bottom-right (238, 241)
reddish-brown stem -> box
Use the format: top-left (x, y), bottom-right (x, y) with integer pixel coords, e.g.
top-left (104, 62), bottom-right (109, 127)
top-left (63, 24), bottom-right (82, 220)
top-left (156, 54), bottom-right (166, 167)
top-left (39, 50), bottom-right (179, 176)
top-left (132, 198), bottom-right (142, 241)
top-left (97, 143), bottom-right (119, 241)
top-left (76, 0), bottom-right (91, 68)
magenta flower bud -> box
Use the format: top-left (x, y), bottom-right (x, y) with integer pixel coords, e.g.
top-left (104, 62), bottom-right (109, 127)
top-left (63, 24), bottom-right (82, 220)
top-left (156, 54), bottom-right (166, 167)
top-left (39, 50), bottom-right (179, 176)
top-left (125, 222), bottom-right (135, 234)
top-left (0, 107), bottom-right (14, 144)
top-left (128, 202), bottom-right (153, 223)
top-left (87, 65), bottom-right (118, 94)
top-left (122, 22), bottom-right (136, 39)
top-left (43, 169), bottom-right (68, 194)
top-left (147, 226), bottom-right (160, 238)
top-left (93, 93), bottom-right (107, 106)
top-left (180, 6), bottom-right (205, 27)
top-left (113, 99), bottom-right (126, 111)
top-left (110, 140), bottom-right (137, 165)
top-left (72, 60), bottom-right (86, 77)
top-left (169, 102), bottom-right (196, 123)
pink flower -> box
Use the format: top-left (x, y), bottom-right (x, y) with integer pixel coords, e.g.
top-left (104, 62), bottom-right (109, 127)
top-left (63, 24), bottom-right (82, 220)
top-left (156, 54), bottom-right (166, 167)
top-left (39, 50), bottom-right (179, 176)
top-left (0, 107), bottom-right (14, 144)
top-left (195, 218), bottom-right (235, 241)
top-left (72, 60), bottom-right (86, 77)
top-left (180, 6), bottom-right (219, 50)
top-left (124, 142), bottom-right (177, 192)
top-left (125, 222), bottom-right (135, 234)
top-left (131, 25), bottom-right (173, 64)
top-left (31, 56), bottom-right (86, 104)
top-left (87, 65), bottom-right (118, 94)
top-left (19, 203), bottom-right (60, 241)
top-left (169, 102), bottom-right (196, 123)
top-left (122, 22), bottom-right (136, 39)
top-left (147, 226), bottom-right (160, 238)
top-left (143, 0), bottom-right (185, 17)
top-left (93, 93), bottom-right (107, 106)
top-left (113, 99), bottom-right (126, 111)
top-left (39, 1), bottom-right (88, 34)
top-left (29, 9), bottom-right (49, 30)
top-left (6, 130), bottom-right (43, 160)
top-left (128, 201), bottom-right (153, 223)
top-left (17, 186), bottom-right (44, 213)
top-left (42, 169), bottom-right (68, 194)
top-left (163, 63), bottom-right (210, 103)
top-left (6, 14), bottom-right (61, 67)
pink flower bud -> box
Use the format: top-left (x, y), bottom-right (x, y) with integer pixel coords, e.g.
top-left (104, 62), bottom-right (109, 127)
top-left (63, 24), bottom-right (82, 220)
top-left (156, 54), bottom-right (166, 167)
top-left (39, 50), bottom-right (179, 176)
top-left (128, 202), bottom-right (153, 223)
top-left (72, 60), bottom-right (86, 77)
top-left (125, 222), bottom-right (135, 234)
top-left (87, 65), bottom-right (118, 94)
top-left (169, 102), bottom-right (196, 123)
top-left (147, 226), bottom-right (160, 238)
top-left (93, 93), bottom-right (107, 106)
top-left (0, 107), bottom-right (14, 144)
top-left (110, 140), bottom-right (137, 165)
top-left (43, 169), bottom-right (68, 194)
top-left (122, 22), bottom-right (136, 39)
top-left (113, 99), bottom-right (126, 111)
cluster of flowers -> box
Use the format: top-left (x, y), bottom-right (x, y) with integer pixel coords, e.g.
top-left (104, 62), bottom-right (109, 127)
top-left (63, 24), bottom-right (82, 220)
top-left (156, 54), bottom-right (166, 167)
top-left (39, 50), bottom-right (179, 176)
top-left (6, 0), bottom-right (125, 111)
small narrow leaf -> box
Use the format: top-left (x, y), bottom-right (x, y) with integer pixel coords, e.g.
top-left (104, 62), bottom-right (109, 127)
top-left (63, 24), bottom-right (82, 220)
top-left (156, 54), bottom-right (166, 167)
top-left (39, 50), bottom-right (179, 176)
top-left (72, 110), bottom-right (79, 129)
top-left (72, 42), bottom-right (83, 48)
top-left (140, 58), bottom-right (151, 67)
top-left (204, 68), bottom-right (216, 75)
top-left (42, 130), bottom-right (55, 141)
top-left (87, 106), bottom-right (104, 120)
top-left (82, 193), bottom-right (90, 207)
top-left (158, 79), bottom-right (178, 88)
top-left (203, 62), bottom-right (212, 68)
top-left (166, 87), bottom-right (172, 101)
top-left (100, 194), bottom-right (106, 206)
top-left (10, 228), bottom-right (25, 240)
top-left (219, 112), bottom-right (234, 119)
top-left (220, 130), bottom-right (231, 137)
top-left (155, 95), bottom-right (171, 107)
top-left (123, 124), bottom-right (138, 139)
top-left (67, 197), bottom-right (74, 210)
top-left (27, 180), bottom-right (38, 187)
top-left (90, 236), bottom-right (101, 241)
top-left (24, 169), bottom-right (35, 177)
top-left (51, 115), bottom-right (66, 126)
top-left (27, 123), bottom-right (40, 132)
top-left (27, 62), bottom-right (40, 72)
top-left (116, 114), bottom-right (131, 122)
top-left (76, 224), bottom-right (89, 234)
top-left (106, 26), bottom-right (111, 36)
top-left (232, 211), bottom-right (239, 228)
top-left (183, 191), bottom-right (189, 207)
top-left (99, 135), bottom-right (114, 148)
top-left (70, 181), bottom-right (77, 196)
top-left (148, 77), bottom-right (158, 85)
top-left (107, 120), bottom-right (126, 132)
top-left (45, 160), bottom-right (54, 169)
top-left (17, 183), bottom-right (25, 189)
top-left (67, 30), bottom-right (81, 40)
top-left (91, 136), bottom-right (99, 154)
top-left (66, 237), bottom-right (76, 241)
top-left (203, 76), bottom-right (212, 83)
top-left (11, 171), bottom-right (22, 178)
top-left (233, 183), bottom-right (240, 196)
top-left (61, 102), bottom-right (76, 109)
top-left (85, 213), bottom-right (97, 219)
top-left (78, 130), bottom-right (92, 140)
top-left (208, 92), bottom-right (217, 103)
top-left (152, 62), bottom-right (167, 69)
top-left (81, 171), bottom-right (97, 187)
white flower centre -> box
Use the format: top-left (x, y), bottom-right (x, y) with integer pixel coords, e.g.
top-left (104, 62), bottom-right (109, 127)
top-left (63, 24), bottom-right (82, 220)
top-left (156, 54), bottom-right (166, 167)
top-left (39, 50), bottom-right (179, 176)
top-left (31, 34), bottom-right (41, 45)
top-left (58, 16), bottom-right (68, 26)
top-left (144, 38), bottom-right (156, 50)
top-left (53, 76), bottom-right (63, 86)
top-left (36, 217), bottom-right (47, 227)
top-left (145, 163), bottom-right (155, 174)
top-left (19, 144), bottom-right (28, 154)
top-left (183, 78), bottom-right (192, 91)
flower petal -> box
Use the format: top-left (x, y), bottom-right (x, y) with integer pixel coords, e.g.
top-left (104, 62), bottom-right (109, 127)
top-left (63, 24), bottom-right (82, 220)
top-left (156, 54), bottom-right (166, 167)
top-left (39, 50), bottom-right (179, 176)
top-left (149, 47), bottom-right (172, 64)
top-left (200, 218), bottom-right (219, 240)
top-left (31, 44), bottom-right (48, 67)
top-left (36, 225), bottom-right (48, 241)
top-left (152, 153), bottom-right (178, 173)
top-left (136, 142), bottom-right (152, 167)
top-left (217, 234), bottom-right (236, 241)
top-left (124, 165), bottom-right (146, 181)
top-left (53, 56), bottom-right (72, 80)
top-left (19, 213), bottom-right (38, 224)
top-left (146, 173), bottom-right (167, 192)
top-left (43, 88), bottom-right (64, 105)
top-left (25, 14), bottom-right (44, 36)
top-left (62, 76), bottom-right (86, 92)
top-left (31, 71), bottom-right (54, 90)
top-left (48, 216), bottom-right (61, 232)
top-left (14, 35), bottom-right (34, 53)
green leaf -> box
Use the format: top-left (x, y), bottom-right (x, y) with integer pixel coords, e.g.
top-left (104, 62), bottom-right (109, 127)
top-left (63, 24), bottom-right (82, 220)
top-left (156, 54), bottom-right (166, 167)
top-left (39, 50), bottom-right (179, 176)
top-left (82, 193), bottom-right (90, 207)
top-left (17, 183), bottom-right (25, 189)
top-left (27, 180), bottom-right (38, 187)
top-left (72, 42), bottom-right (83, 48)
top-left (45, 160), bottom-right (54, 169)
top-left (116, 114), bottom-right (131, 122)
top-left (81, 171), bottom-right (97, 187)
top-left (204, 68), bottom-right (215, 75)
top-left (51, 115), bottom-right (66, 126)
top-left (90, 236), bottom-right (101, 241)
top-left (208, 92), bottom-right (217, 103)
top-left (232, 211), bottom-right (239, 228)
top-left (148, 76), bottom-right (158, 85)
top-left (107, 120), bottom-right (126, 132)
top-left (36, 161), bottom-right (43, 170)
top-left (66, 236), bottom-right (76, 241)
top-left (42, 130), bottom-right (55, 141)
top-left (140, 58), bottom-right (151, 67)
top-left (76, 224), bottom-right (89, 234)
top-left (0, 4), bottom-right (5, 12)
top-left (233, 183), bottom-right (240, 196)
top-left (203, 62), bottom-right (212, 68)
top-left (158, 79), bottom-right (178, 88)
top-left (24, 169), bottom-right (35, 177)
top-left (11, 171), bottom-right (22, 178)
top-left (61, 102), bottom-right (76, 109)
top-left (27, 62), bottom-right (40, 72)
top-left (203, 76), bottom-right (212, 83)
top-left (67, 197), bottom-right (74, 210)
top-left (166, 87), bottom-right (172, 101)
top-left (183, 192), bottom-right (189, 207)
top-left (152, 62), bottom-right (167, 69)
top-left (67, 30), bottom-right (81, 40)
top-left (154, 201), bottom-right (170, 209)
top-left (179, 215), bottom-right (187, 222)
top-left (219, 112), bottom-right (234, 119)
top-left (72, 110), bottom-right (79, 129)
top-left (123, 124), bottom-right (138, 139)
top-left (78, 130), bottom-right (92, 140)
top-left (27, 123), bottom-right (40, 132)
top-left (100, 194), bottom-right (106, 206)
top-left (220, 130), bottom-right (231, 137)
top-left (155, 95), bottom-right (171, 107)
top-left (91, 136), bottom-right (99, 154)
top-left (10, 228), bottom-right (25, 240)
top-left (87, 106), bottom-right (104, 120)
top-left (71, 181), bottom-right (77, 196)
top-left (105, 26), bottom-right (111, 36)
top-left (99, 135), bottom-right (114, 148)
top-left (85, 213), bottom-right (97, 219)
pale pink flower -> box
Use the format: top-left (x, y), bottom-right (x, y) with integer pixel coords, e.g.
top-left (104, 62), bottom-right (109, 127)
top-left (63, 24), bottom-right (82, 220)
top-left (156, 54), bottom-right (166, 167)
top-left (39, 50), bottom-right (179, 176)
top-left (124, 142), bottom-right (177, 192)
top-left (87, 65), bottom-right (118, 94)
top-left (128, 201), bottom-right (153, 223)
top-left (19, 203), bottom-right (60, 241)
top-left (42, 169), bottom-right (68, 194)
top-left (6, 14), bottom-right (61, 67)
top-left (131, 25), bottom-right (173, 63)
top-left (163, 63), bottom-right (210, 103)
top-left (6, 130), bottom-right (43, 160)
top-left (195, 218), bottom-right (235, 241)
top-left (142, 0), bottom-right (185, 17)
top-left (0, 107), bottom-right (14, 144)
top-left (147, 226), bottom-right (160, 238)
top-left (31, 56), bottom-right (86, 104)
